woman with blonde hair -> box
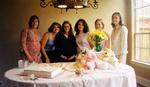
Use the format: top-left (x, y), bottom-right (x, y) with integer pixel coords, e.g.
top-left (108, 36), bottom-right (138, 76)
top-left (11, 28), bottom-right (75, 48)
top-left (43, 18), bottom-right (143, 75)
top-left (90, 18), bottom-right (110, 49)
top-left (88, 18), bottom-right (110, 52)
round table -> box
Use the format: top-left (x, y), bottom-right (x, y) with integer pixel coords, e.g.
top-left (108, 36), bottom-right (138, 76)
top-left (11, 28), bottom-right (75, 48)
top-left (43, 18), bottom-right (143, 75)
top-left (5, 63), bottom-right (137, 87)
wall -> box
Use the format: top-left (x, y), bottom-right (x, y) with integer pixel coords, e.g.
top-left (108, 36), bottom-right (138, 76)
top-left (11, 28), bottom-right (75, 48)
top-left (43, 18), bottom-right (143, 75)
top-left (0, 0), bottom-right (128, 85)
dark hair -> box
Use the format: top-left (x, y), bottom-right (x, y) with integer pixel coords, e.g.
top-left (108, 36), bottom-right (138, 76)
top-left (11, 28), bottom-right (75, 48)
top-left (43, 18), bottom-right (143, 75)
top-left (48, 22), bottom-right (61, 32)
top-left (62, 21), bottom-right (74, 37)
top-left (28, 15), bottom-right (40, 29)
top-left (75, 19), bottom-right (89, 35)
top-left (111, 12), bottom-right (123, 28)
top-left (95, 18), bottom-right (105, 29)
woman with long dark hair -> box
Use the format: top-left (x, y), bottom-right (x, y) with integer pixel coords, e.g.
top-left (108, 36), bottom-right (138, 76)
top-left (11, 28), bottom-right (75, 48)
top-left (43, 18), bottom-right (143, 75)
top-left (74, 19), bottom-right (91, 53)
top-left (55, 21), bottom-right (77, 62)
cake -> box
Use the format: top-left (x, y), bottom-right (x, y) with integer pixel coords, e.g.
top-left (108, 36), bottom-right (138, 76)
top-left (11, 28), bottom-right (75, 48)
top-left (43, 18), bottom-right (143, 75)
top-left (23, 63), bottom-right (62, 78)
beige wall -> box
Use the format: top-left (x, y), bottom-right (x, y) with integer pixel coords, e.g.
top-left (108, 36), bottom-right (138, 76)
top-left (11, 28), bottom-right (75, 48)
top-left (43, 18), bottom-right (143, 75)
top-left (1, 0), bottom-right (149, 83)
top-left (0, 0), bottom-right (127, 34)
top-left (0, 0), bottom-right (127, 81)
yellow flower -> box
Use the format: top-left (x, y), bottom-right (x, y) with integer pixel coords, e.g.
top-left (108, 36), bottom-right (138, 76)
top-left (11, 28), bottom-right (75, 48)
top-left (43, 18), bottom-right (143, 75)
top-left (88, 30), bottom-right (108, 46)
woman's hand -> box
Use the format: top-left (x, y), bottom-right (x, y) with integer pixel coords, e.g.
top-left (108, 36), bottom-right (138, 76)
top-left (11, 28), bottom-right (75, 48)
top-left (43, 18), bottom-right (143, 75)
top-left (118, 55), bottom-right (122, 63)
top-left (45, 58), bottom-right (50, 63)
top-left (68, 55), bottom-right (75, 60)
top-left (28, 56), bottom-right (34, 62)
top-left (60, 55), bottom-right (68, 60)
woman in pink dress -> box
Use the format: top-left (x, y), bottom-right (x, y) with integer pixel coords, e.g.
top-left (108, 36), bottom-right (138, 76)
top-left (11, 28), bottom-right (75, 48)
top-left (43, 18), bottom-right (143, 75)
top-left (21, 15), bottom-right (41, 63)
top-left (75, 19), bottom-right (91, 53)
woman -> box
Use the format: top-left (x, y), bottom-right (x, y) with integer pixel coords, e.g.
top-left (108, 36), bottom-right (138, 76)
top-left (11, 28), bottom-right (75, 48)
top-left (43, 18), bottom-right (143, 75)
top-left (111, 12), bottom-right (128, 64)
top-left (94, 18), bottom-right (110, 49)
top-left (55, 21), bottom-right (77, 62)
top-left (21, 15), bottom-right (41, 63)
top-left (41, 22), bottom-right (61, 63)
top-left (75, 19), bottom-right (91, 53)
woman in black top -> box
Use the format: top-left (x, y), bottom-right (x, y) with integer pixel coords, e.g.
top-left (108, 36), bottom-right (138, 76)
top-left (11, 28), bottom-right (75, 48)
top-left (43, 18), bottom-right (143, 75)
top-left (55, 21), bottom-right (77, 62)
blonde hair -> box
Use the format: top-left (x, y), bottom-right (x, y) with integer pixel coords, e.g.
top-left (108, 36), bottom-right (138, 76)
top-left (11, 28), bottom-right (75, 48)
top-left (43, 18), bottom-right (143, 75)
top-left (95, 18), bottom-right (105, 29)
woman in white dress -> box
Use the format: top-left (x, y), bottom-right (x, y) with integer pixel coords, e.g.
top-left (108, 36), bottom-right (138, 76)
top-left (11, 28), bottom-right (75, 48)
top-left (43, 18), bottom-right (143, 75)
top-left (111, 12), bottom-right (128, 64)
top-left (75, 19), bottom-right (91, 53)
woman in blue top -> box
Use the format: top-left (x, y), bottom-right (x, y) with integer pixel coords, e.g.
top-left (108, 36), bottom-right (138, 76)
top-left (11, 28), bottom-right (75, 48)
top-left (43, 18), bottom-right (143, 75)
top-left (41, 22), bottom-right (61, 63)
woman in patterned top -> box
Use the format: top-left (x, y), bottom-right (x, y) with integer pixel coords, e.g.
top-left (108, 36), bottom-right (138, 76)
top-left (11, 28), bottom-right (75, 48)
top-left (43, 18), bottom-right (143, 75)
top-left (21, 15), bottom-right (41, 63)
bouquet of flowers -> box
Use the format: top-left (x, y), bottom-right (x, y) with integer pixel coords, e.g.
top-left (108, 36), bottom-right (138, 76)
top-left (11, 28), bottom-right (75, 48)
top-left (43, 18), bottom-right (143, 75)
top-left (88, 30), bottom-right (108, 52)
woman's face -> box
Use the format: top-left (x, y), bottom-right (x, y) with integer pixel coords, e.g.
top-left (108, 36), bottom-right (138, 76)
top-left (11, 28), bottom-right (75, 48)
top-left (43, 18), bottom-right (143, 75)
top-left (64, 23), bottom-right (70, 33)
top-left (95, 21), bottom-right (103, 29)
top-left (31, 19), bottom-right (39, 29)
top-left (112, 14), bottom-right (120, 25)
top-left (78, 21), bottom-right (84, 32)
top-left (53, 25), bottom-right (60, 33)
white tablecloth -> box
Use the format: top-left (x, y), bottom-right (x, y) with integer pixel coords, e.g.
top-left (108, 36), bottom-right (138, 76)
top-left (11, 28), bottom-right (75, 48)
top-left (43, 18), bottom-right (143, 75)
top-left (4, 63), bottom-right (137, 87)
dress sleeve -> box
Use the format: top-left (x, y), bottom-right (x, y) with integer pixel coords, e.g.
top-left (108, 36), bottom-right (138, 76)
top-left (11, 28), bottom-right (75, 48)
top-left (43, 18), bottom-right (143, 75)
top-left (120, 26), bottom-right (128, 55)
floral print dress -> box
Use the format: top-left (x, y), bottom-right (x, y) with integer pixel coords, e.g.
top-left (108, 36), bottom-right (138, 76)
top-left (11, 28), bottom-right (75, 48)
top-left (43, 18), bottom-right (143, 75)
top-left (21, 28), bottom-right (41, 62)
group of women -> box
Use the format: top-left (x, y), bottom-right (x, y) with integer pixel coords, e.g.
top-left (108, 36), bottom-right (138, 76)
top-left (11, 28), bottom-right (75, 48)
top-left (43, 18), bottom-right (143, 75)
top-left (20, 12), bottom-right (128, 64)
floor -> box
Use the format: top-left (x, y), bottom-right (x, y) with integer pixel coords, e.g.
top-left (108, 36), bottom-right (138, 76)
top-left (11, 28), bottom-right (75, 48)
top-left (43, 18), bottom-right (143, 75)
top-left (137, 83), bottom-right (146, 87)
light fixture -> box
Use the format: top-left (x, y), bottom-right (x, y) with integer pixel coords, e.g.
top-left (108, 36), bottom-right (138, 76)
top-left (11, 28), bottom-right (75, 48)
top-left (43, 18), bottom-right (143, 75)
top-left (40, 0), bottom-right (99, 11)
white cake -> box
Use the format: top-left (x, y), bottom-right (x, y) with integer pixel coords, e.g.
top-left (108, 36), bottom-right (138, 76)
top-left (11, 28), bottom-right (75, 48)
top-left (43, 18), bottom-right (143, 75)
top-left (23, 63), bottom-right (62, 78)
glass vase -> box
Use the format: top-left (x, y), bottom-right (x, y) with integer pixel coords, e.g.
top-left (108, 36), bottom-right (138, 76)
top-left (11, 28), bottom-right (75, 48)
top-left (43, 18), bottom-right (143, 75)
top-left (95, 43), bottom-right (102, 52)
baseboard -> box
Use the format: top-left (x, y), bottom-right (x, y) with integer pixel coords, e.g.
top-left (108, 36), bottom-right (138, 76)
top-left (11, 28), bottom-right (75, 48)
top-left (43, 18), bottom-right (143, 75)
top-left (136, 75), bottom-right (150, 87)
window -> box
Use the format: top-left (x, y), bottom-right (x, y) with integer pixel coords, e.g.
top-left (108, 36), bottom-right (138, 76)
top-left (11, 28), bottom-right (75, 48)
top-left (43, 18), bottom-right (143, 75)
top-left (134, 0), bottom-right (150, 64)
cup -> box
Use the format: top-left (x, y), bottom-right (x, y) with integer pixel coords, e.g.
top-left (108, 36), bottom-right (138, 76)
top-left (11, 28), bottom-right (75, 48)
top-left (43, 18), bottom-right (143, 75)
top-left (18, 60), bottom-right (24, 68)
top-left (24, 61), bottom-right (29, 68)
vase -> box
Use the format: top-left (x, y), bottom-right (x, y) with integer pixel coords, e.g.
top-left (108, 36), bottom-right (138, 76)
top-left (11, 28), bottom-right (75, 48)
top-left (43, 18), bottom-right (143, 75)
top-left (95, 43), bottom-right (102, 52)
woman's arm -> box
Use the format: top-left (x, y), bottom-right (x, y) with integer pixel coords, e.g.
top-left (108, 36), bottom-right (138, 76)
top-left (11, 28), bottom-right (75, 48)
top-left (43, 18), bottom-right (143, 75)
top-left (21, 29), bottom-right (33, 62)
top-left (104, 32), bottom-right (110, 49)
top-left (41, 33), bottom-right (50, 63)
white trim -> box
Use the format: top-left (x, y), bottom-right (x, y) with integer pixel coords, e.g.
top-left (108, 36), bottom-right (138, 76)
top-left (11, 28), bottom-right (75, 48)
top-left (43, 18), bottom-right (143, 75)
top-left (136, 75), bottom-right (150, 87)
top-left (131, 60), bottom-right (150, 69)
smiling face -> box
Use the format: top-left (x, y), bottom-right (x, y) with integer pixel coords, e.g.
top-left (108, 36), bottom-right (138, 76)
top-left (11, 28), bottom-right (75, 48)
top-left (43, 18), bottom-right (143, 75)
top-left (31, 19), bottom-right (39, 29)
top-left (64, 23), bottom-right (70, 33)
top-left (95, 20), bottom-right (103, 30)
top-left (112, 14), bottom-right (120, 26)
top-left (78, 21), bottom-right (84, 32)
top-left (53, 25), bottom-right (60, 33)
